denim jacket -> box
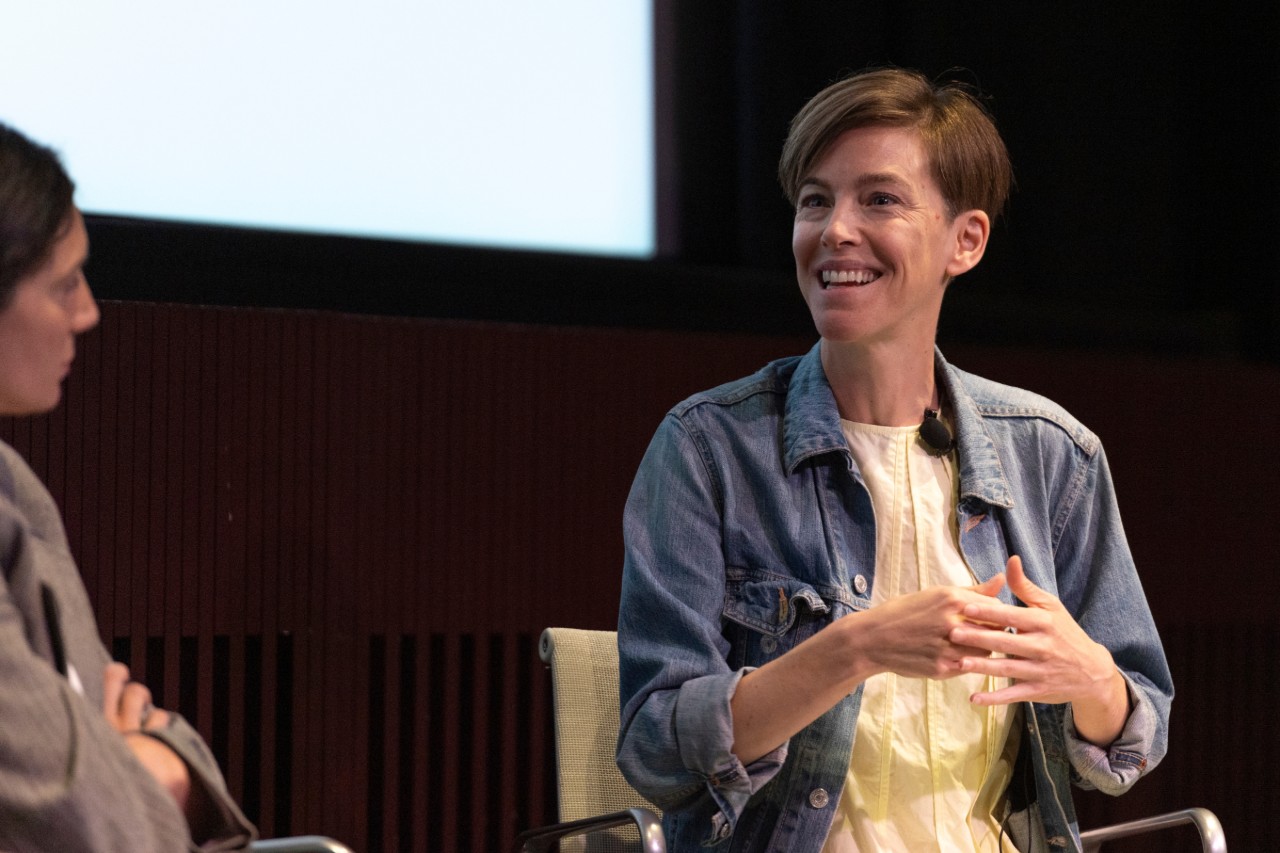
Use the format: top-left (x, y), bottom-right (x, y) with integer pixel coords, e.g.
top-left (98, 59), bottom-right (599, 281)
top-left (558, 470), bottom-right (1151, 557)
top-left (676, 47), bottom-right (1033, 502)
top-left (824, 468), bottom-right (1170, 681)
top-left (617, 344), bottom-right (1172, 852)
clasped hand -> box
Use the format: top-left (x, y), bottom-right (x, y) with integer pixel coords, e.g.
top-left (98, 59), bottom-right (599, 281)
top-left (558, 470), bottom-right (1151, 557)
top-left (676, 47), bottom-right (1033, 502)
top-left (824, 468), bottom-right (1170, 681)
top-left (102, 662), bottom-right (192, 808)
top-left (946, 555), bottom-right (1130, 746)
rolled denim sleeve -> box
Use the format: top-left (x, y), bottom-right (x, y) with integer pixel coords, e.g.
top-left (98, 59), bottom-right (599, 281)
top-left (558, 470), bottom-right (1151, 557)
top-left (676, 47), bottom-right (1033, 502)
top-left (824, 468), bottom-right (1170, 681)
top-left (1062, 671), bottom-right (1160, 795)
top-left (1051, 445), bottom-right (1173, 795)
top-left (617, 414), bottom-right (787, 821)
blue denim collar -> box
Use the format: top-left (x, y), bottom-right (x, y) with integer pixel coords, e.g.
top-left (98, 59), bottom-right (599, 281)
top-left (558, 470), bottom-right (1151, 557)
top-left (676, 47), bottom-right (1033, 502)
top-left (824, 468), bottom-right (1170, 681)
top-left (780, 343), bottom-right (849, 474)
top-left (939, 348), bottom-right (1016, 510)
top-left (781, 342), bottom-right (1015, 509)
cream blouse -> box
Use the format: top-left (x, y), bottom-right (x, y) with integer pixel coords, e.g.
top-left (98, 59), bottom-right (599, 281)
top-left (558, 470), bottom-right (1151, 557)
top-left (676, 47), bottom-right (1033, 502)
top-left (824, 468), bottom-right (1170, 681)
top-left (821, 420), bottom-right (1020, 852)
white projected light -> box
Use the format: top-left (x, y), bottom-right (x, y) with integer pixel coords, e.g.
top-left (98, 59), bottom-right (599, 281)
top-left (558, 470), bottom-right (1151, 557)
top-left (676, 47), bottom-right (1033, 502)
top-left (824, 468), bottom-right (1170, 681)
top-left (0, 1), bottom-right (654, 257)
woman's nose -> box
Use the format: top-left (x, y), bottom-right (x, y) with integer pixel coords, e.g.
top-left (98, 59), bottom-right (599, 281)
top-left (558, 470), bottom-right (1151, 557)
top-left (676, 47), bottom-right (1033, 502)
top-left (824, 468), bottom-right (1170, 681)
top-left (820, 205), bottom-right (862, 248)
top-left (71, 277), bottom-right (100, 333)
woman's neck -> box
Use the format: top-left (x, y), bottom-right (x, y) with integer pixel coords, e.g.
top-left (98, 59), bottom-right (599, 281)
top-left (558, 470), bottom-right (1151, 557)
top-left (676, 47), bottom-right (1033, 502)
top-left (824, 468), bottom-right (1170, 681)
top-left (819, 339), bottom-right (937, 426)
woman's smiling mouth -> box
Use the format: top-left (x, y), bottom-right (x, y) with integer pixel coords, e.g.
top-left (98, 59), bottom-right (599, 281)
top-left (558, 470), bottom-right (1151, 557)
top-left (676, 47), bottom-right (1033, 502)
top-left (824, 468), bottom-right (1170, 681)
top-left (821, 268), bottom-right (881, 288)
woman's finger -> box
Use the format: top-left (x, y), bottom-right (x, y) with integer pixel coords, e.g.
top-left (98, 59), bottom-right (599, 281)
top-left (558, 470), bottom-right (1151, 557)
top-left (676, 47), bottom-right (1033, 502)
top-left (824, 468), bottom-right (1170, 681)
top-left (101, 662), bottom-right (130, 727)
top-left (118, 680), bottom-right (154, 730)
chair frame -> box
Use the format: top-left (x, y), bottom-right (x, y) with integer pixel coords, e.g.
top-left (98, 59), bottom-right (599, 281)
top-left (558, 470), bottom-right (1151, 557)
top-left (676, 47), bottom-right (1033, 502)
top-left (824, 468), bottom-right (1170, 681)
top-left (250, 836), bottom-right (356, 853)
top-left (1080, 807), bottom-right (1226, 852)
top-left (510, 628), bottom-right (666, 852)
top-left (512, 806), bottom-right (665, 853)
top-left (516, 627), bottom-right (1224, 853)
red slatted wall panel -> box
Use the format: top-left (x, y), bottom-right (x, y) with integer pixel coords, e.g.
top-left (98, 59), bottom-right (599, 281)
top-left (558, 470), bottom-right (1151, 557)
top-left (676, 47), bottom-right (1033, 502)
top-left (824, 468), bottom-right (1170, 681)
top-left (2, 300), bottom-right (1276, 851)
top-left (0, 301), bottom-right (809, 851)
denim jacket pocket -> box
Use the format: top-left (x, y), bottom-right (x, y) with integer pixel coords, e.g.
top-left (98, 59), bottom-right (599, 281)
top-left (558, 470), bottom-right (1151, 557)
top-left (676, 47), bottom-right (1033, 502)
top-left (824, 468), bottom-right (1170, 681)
top-left (722, 571), bottom-right (833, 667)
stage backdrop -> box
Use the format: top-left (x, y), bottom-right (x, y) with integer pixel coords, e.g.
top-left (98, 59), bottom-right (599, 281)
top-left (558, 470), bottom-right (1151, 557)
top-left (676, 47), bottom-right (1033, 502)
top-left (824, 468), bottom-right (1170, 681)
top-left (3, 300), bottom-right (1274, 851)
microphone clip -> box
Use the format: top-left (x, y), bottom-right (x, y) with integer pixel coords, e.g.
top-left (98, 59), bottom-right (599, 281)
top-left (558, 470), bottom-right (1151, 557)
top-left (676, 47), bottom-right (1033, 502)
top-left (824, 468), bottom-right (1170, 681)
top-left (919, 408), bottom-right (955, 457)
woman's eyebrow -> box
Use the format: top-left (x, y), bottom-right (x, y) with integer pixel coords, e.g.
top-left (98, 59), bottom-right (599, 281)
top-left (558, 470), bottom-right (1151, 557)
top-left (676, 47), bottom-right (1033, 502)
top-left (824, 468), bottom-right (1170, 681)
top-left (799, 172), bottom-right (911, 193)
top-left (854, 171), bottom-right (909, 191)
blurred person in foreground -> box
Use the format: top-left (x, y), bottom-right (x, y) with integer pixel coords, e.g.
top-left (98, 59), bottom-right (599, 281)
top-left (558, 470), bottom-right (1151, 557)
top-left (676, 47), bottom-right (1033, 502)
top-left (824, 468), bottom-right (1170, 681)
top-left (0, 121), bottom-right (255, 852)
top-left (616, 68), bottom-right (1172, 852)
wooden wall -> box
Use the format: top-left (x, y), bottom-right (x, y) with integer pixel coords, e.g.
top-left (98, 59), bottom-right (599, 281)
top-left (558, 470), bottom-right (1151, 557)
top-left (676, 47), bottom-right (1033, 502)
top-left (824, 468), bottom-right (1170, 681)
top-left (3, 300), bottom-right (1275, 851)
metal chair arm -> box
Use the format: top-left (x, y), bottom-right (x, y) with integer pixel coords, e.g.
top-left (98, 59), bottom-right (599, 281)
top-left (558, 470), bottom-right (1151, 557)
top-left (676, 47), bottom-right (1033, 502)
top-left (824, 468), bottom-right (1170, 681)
top-left (249, 835), bottom-right (356, 853)
top-left (512, 806), bottom-right (665, 853)
top-left (1080, 807), bottom-right (1226, 853)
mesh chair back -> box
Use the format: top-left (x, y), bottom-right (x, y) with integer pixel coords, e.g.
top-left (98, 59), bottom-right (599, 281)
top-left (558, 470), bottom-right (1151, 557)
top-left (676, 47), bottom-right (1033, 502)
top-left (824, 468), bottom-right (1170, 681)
top-left (541, 627), bottom-right (663, 853)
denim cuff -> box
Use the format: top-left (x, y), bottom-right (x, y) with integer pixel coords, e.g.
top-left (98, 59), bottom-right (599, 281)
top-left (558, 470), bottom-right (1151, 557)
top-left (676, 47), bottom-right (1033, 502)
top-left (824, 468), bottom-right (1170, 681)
top-left (1063, 670), bottom-right (1157, 795)
top-left (675, 667), bottom-right (788, 833)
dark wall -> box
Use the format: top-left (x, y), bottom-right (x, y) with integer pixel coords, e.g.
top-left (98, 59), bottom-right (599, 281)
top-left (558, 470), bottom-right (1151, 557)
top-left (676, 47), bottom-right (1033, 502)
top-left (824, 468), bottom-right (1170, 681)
top-left (4, 305), bottom-right (1276, 851)
top-left (0, 304), bottom-right (814, 851)
top-left (659, 1), bottom-right (1280, 360)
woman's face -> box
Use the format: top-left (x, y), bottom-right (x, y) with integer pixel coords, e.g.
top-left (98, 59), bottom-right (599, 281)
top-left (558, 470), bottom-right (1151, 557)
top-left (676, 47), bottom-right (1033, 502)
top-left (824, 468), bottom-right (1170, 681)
top-left (0, 208), bottom-right (99, 415)
top-left (791, 125), bottom-right (987, 351)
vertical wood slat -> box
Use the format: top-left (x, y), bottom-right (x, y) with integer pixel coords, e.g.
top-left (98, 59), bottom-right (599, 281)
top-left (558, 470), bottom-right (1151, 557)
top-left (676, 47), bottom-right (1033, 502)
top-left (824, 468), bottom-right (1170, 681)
top-left (99, 306), bottom-right (122, 643)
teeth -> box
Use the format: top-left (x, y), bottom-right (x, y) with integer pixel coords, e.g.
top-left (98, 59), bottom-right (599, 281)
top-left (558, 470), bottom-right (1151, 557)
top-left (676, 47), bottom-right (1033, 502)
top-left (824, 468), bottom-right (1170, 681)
top-left (822, 269), bottom-right (878, 285)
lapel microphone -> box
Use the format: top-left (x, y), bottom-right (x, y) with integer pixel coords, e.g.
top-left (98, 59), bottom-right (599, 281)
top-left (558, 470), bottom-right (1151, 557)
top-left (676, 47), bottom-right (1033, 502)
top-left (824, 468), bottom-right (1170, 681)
top-left (919, 408), bottom-right (955, 457)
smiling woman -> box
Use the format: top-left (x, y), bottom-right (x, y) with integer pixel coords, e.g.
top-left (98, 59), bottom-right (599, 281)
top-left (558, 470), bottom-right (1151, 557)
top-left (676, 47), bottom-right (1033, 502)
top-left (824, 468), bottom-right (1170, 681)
top-left (790, 125), bottom-right (988, 361)
top-left (615, 67), bottom-right (1172, 853)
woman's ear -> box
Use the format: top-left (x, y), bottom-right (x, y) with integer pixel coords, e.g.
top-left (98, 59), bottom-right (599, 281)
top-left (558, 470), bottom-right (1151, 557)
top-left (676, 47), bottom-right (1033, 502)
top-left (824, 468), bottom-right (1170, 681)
top-left (946, 209), bottom-right (991, 278)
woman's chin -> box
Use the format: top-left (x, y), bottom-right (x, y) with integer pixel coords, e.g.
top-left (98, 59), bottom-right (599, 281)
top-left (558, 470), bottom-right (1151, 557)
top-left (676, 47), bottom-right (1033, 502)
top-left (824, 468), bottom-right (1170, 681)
top-left (0, 389), bottom-right (62, 417)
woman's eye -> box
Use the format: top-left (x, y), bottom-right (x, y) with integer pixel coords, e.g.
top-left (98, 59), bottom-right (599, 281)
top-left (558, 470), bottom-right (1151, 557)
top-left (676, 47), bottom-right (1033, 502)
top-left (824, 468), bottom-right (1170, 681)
top-left (868, 192), bottom-right (896, 206)
top-left (58, 272), bottom-right (84, 298)
top-left (797, 193), bottom-right (828, 210)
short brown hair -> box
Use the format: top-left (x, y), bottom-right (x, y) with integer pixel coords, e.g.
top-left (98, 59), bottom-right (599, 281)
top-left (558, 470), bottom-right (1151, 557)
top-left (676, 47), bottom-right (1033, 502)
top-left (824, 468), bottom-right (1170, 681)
top-left (778, 68), bottom-right (1012, 221)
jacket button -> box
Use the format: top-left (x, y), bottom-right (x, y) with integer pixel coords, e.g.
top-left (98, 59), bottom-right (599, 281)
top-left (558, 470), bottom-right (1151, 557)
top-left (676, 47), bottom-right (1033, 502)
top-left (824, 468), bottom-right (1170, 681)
top-left (809, 788), bottom-right (830, 809)
top-left (853, 574), bottom-right (867, 594)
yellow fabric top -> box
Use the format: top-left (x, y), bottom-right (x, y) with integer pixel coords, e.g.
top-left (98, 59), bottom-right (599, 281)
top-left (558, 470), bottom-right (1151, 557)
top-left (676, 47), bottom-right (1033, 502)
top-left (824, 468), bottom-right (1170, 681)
top-left (822, 420), bottom-right (1020, 852)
